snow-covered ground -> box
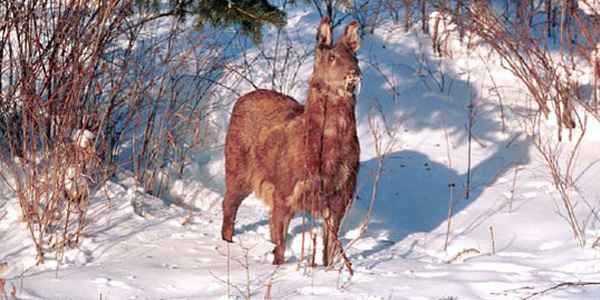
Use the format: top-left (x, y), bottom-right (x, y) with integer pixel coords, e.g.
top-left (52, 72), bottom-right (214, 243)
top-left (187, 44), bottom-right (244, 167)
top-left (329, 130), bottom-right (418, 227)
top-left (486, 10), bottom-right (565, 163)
top-left (2, 5), bottom-right (600, 300)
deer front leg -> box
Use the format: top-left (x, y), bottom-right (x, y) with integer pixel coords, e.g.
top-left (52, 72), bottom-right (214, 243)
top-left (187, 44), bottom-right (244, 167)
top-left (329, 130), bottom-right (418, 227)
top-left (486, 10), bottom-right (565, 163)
top-left (221, 188), bottom-right (250, 242)
top-left (270, 203), bottom-right (293, 265)
top-left (322, 204), bottom-right (344, 267)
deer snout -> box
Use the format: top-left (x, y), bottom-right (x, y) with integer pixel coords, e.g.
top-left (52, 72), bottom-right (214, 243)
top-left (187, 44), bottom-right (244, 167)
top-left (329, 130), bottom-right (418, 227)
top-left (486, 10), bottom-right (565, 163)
top-left (343, 68), bottom-right (362, 94)
top-left (346, 68), bottom-right (362, 83)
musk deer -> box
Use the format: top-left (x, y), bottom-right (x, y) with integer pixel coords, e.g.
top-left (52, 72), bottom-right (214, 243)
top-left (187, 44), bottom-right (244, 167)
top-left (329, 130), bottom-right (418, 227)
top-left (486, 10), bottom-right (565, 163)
top-left (221, 17), bottom-right (361, 266)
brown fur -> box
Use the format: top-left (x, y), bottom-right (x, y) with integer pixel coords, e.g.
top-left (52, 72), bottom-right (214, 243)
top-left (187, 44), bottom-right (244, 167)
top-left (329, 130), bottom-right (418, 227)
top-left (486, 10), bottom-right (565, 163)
top-left (222, 17), bottom-right (361, 265)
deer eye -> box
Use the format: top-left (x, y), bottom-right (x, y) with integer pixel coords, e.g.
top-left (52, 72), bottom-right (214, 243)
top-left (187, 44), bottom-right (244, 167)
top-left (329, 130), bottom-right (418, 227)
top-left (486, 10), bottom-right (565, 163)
top-left (328, 54), bottom-right (335, 61)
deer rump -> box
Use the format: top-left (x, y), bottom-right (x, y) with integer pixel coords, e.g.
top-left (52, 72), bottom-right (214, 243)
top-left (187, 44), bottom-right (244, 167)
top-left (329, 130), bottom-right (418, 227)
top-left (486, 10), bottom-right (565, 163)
top-left (222, 17), bottom-right (361, 266)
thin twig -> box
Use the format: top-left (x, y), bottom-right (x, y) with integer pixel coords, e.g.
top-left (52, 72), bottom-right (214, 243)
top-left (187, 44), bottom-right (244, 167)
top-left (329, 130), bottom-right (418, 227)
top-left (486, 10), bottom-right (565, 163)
top-left (509, 158), bottom-right (521, 213)
top-left (521, 281), bottom-right (600, 300)
top-left (443, 114), bottom-right (454, 251)
top-left (489, 226), bottom-right (496, 255)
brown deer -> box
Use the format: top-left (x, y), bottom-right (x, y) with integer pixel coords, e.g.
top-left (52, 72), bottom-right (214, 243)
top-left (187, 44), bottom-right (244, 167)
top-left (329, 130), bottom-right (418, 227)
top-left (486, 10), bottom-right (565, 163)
top-left (221, 17), bottom-right (361, 266)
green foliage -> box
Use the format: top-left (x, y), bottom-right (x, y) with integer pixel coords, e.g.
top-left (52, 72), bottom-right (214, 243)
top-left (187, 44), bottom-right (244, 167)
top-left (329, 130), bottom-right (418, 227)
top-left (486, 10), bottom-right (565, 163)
top-left (168, 0), bottom-right (287, 44)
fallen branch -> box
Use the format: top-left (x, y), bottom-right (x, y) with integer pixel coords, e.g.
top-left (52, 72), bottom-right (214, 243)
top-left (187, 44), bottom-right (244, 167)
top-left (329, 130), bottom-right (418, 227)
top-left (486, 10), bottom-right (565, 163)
top-left (520, 281), bottom-right (600, 300)
top-left (447, 248), bottom-right (480, 264)
top-left (490, 285), bottom-right (534, 296)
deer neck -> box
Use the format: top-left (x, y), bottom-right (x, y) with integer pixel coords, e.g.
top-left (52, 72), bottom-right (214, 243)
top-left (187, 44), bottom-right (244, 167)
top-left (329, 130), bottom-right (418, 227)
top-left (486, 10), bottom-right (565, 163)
top-left (302, 78), bottom-right (358, 192)
top-left (304, 79), bottom-right (357, 138)
top-left (305, 79), bottom-right (356, 119)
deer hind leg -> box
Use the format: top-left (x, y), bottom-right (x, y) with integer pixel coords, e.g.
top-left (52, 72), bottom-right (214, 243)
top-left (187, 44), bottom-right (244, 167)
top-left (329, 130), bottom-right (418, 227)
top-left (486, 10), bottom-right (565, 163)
top-left (221, 187), bottom-right (250, 242)
top-left (270, 202), bottom-right (293, 265)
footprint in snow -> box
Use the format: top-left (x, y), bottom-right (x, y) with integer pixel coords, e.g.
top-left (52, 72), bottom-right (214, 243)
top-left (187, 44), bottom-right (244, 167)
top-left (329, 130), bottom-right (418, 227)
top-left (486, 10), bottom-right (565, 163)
top-left (160, 263), bottom-right (179, 269)
top-left (158, 284), bottom-right (178, 293)
top-left (108, 280), bottom-right (131, 289)
top-left (196, 257), bottom-right (211, 263)
top-left (91, 278), bottom-right (108, 285)
top-left (297, 285), bottom-right (332, 295)
top-left (91, 278), bottom-right (132, 290)
top-left (412, 271), bottom-right (450, 278)
top-left (539, 241), bottom-right (562, 250)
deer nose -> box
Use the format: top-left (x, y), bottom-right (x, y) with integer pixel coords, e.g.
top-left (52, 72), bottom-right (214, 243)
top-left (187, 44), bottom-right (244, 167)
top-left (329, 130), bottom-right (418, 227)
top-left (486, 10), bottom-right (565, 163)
top-left (349, 68), bottom-right (361, 77)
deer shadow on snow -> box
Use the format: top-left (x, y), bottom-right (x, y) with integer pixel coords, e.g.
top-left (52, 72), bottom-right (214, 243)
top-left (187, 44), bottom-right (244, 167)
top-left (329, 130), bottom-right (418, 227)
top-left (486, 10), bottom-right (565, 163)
top-left (342, 139), bottom-right (529, 260)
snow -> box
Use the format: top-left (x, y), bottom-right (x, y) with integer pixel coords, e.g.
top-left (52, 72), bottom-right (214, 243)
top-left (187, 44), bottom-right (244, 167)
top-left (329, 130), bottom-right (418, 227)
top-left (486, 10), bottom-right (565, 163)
top-left (580, 0), bottom-right (600, 15)
top-left (71, 129), bottom-right (95, 150)
top-left (2, 4), bottom-right (600, 300)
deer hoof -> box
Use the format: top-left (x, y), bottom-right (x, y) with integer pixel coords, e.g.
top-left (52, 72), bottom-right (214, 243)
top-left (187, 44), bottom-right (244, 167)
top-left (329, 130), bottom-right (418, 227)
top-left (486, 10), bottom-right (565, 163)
top-left (272, 256), bottom-right (285, 265)
top-left (221, 227), bottom-right (234, 243)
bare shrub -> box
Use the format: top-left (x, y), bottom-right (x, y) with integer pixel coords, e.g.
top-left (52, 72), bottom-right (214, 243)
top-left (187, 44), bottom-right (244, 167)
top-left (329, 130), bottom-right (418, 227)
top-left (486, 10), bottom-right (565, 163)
top-left (429, 2), bottom-right (458, 58)
top-left (0, 0), bottom-right (227, 267)
top-left (308, 0), bottom-right (352, 24)
top-left (120, 19), bottom-right (225, 215)
top-left (446, 0), bottom-right (600, 247)
top-left (453, 1), bottom-right (596, 139)
top-left (0, 0), bottom-right (136, 266)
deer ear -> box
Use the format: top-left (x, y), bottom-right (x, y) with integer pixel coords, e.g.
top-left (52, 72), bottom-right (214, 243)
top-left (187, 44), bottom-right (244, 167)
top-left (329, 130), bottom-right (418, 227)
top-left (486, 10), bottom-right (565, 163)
top-left (342, 20), bottom-right (361, 51)
top-left (316, 17), bottom-right (332, 47)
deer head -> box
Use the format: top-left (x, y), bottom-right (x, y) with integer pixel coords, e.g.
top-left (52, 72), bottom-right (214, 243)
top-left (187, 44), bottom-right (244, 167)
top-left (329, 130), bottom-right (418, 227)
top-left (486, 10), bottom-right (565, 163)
top-left (311, 17), bottom-right (362, 95)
